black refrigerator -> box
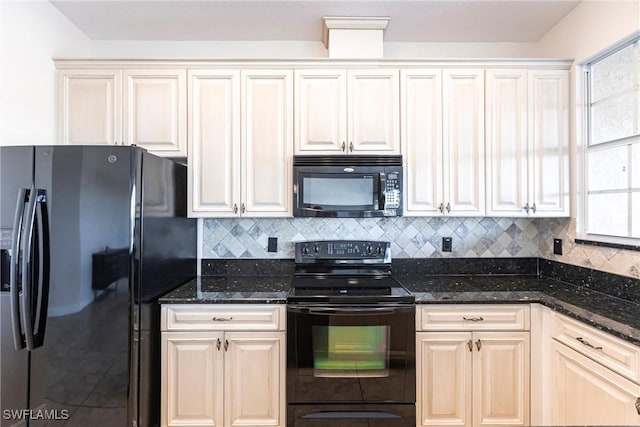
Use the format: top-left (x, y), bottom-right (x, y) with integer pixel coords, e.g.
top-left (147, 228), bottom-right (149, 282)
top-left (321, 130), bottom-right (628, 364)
top-left (0, 145), bottom-right (196, 427)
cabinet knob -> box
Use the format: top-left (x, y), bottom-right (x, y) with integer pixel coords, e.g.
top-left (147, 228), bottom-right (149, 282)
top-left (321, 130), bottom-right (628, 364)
top-left (467, 339), bottom-right (473, 352)
top-left (438, 203), bottom-right (444, 214)
top-left (475, 339), bottom-right (482, 351)
top-left (341, 141), bottom-right (346, 152)
top-left (446, 202), bottom-right (451, 213)
top-left (523, 203), bottom-right (530, 214)
top-left (531, 203), bottom-right (537, 214)
top-left (224, 339), bottom-right (229, 351)
top-left (216, 338), bottom-right (221, 351)
top-left (233, 203), bottom-right (238, 214)
top-left (349, 141), bottom-right (354, 152)
top-left (241, 203), bottom-right (246, 214)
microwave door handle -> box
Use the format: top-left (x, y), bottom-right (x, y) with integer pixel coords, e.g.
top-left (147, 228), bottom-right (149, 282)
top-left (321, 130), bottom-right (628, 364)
top-left (379, 173), bottom-right (386, 210)
top-left (10, 189), bottom-right (28, 350)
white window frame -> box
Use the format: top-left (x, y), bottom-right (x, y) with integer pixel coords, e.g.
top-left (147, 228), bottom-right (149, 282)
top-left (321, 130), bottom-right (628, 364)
top-left (579, 34), bottom-right (640, 248)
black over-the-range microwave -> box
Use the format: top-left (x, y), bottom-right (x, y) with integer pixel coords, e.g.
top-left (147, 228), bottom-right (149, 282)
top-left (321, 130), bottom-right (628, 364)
top-left (293, 155), bottom-right (403, 218)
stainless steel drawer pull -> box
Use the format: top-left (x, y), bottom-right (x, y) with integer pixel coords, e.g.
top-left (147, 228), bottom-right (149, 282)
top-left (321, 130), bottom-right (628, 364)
top-left (576, 337), bottom-right (603, 351)
top-left (463, 316), bottom-right (484, 322)
top-left (212, 316), bottom-right (233, 322)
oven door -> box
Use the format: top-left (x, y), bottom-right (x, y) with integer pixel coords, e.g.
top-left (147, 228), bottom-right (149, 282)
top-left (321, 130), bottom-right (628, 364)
top-left (287, 304), bottom-right (415, 405)
top-left (293, 171), bottom-right (382, 217)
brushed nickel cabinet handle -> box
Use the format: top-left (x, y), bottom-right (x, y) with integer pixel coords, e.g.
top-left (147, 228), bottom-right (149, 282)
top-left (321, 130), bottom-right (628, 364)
top-left (531, 203), bottom-right (537, 214)
top-left (241, 203), bottom-right (246, 214)
top-left (349, 141), bottom-right (354, 152)
top-left (576, 337), bottom-right (603, 350)
top-left (463, 316), bottom-right (484, 322)
top-left (467, 339), bottom-right (473, 352)
top-left (446, 202), bottom-right (451, 213)
top-left (523, 203), bottom-right (530, 214)
top-left (233, 203), bottom-right (238, 214)
top-left (476, 339), bottom-right (482, 351)
top-left (212, 316), bottom-right (233, 322)
top-left (438, 203), bottom-right (444, 214)
top-left (341, 141), bottom-right (346, 152)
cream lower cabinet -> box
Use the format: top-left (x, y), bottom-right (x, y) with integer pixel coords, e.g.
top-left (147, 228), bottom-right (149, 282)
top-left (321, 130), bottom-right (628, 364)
top-left (416, 305), bottom-right (530, 427)
top-left (550, 312), bottom-right (640, 426)
top-left (161, 305), bottom-right (286, 427)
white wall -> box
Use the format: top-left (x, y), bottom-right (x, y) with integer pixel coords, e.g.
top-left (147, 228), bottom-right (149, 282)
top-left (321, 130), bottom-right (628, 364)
top-left (0, 0), bottom-right (91, 146)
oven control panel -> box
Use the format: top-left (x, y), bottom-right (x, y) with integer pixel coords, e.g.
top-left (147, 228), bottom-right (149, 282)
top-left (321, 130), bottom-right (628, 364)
top-left (295, 240), bottom-right (391, 262)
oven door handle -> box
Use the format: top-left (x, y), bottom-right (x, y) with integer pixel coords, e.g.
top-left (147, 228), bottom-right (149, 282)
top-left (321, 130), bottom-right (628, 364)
top-left (288, 306), bottom-right (414, 315)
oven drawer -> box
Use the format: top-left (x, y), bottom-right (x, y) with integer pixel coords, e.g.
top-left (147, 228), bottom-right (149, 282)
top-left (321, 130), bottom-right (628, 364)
top-left (162, 304), bottom-right (285, 331)
top-left (551, 312), bottom-right (640, 383)
top-left (417, 304), bottom-right (530, 331)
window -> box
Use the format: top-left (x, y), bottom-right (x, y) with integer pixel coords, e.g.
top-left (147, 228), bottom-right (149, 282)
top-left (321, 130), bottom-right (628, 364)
top-left (584, 37), bottom-right (640, 244)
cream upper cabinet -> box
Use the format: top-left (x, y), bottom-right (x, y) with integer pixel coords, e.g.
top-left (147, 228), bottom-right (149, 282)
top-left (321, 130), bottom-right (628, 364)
top-left (242, 70), bottom-right (293, 216)
top-left (188, 69), bottom-right (240, 217)
top-left (294, 69), bottom-right (347, 154)
top-left (402, 69), bottom-right (484, 216)
top-left (417, 305), bottom-right (530, 427)
top-left (161, 305), bottom-right (286, 427)
top-left (57, 69), bottom-right (122, 146)
top-left (294, 69), bottom-right (400, 155)
top-left (57, 68), bottom-right (187, 157)
top-left (188, 69), bottom-right (292, 217)
top-left (486, 69), bottom-right (569, 217)
top-left (122, 69), bottom-right (187, 157)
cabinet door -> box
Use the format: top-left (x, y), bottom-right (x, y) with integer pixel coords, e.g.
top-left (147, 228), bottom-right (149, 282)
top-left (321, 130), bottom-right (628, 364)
top-left (401, 69), bottom-right (444, 216)
top-left (123, 69), bottom-right (187, 157)
top-left (347, 69), bottom-right (400, 154)
top-left (485, 70), bottom-right (529, 217)
top-left (188, 70), bottom-right (240, 217)
top-left (162, 332), bottom-right (224, 427)
top-left (552, 341), bottom-right (640, 426)
top-left (443, 70), bottom-right (485, 216)
top-left (473, 332), bottom-right (530, 427)
top-left (57, 69), bottom-right (121, 145)
top-left (294, 69), bottom-right (347, 154)
top-left (416, 332), bottom-right (472, 427)
top-left (241, 70), bottom-right (293, 217)
top-left (529, 70), bottom-right (570, 216)
top-left (224, 332), bottom-right (286, 427)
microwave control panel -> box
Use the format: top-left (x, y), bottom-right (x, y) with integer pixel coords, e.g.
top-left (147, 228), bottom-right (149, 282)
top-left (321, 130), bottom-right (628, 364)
top-left (384, 173), bottom-right (401, 210)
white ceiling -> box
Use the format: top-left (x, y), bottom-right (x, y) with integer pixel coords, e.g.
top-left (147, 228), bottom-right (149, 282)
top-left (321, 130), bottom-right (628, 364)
top-left (49, 0), bottom-right (582, 43)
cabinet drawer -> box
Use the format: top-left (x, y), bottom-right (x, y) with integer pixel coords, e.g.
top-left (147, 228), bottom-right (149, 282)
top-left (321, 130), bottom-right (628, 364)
top-left (551, 312), bottom-right (640, 384)
top-left (417, 304), bottom-right (530, 331)
top-left (162, 304), bottom-right (285, 331)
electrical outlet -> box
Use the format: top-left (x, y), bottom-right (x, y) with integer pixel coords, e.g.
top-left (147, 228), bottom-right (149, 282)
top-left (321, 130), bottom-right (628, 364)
top-left (268, 237), bottom-right (278, 252)
top-left (442, 237), bottom-right (452, 252)
top-left (553, 238), bottom-right (563, 255)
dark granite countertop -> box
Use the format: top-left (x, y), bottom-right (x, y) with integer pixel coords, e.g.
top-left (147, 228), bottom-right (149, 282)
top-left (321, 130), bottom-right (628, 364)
top-left (160, 273), bottom-right (640, 346)
top-left (159, 275), bottom-right (290, 304)
top-left (399, 274), bottom-right (640, 346)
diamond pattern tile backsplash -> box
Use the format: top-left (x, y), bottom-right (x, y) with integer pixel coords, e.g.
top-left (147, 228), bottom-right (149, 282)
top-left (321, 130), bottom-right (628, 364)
top-left (202, 217), bottom-right (541, 259)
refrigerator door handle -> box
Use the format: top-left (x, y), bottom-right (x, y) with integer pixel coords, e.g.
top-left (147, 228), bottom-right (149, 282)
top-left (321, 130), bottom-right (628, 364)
top-left (20, 186), bottom-right (38, 351)
top-left (32, 190), bottom-right (50, 347)
top-left (10, 188), bottom-right (28, 350)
